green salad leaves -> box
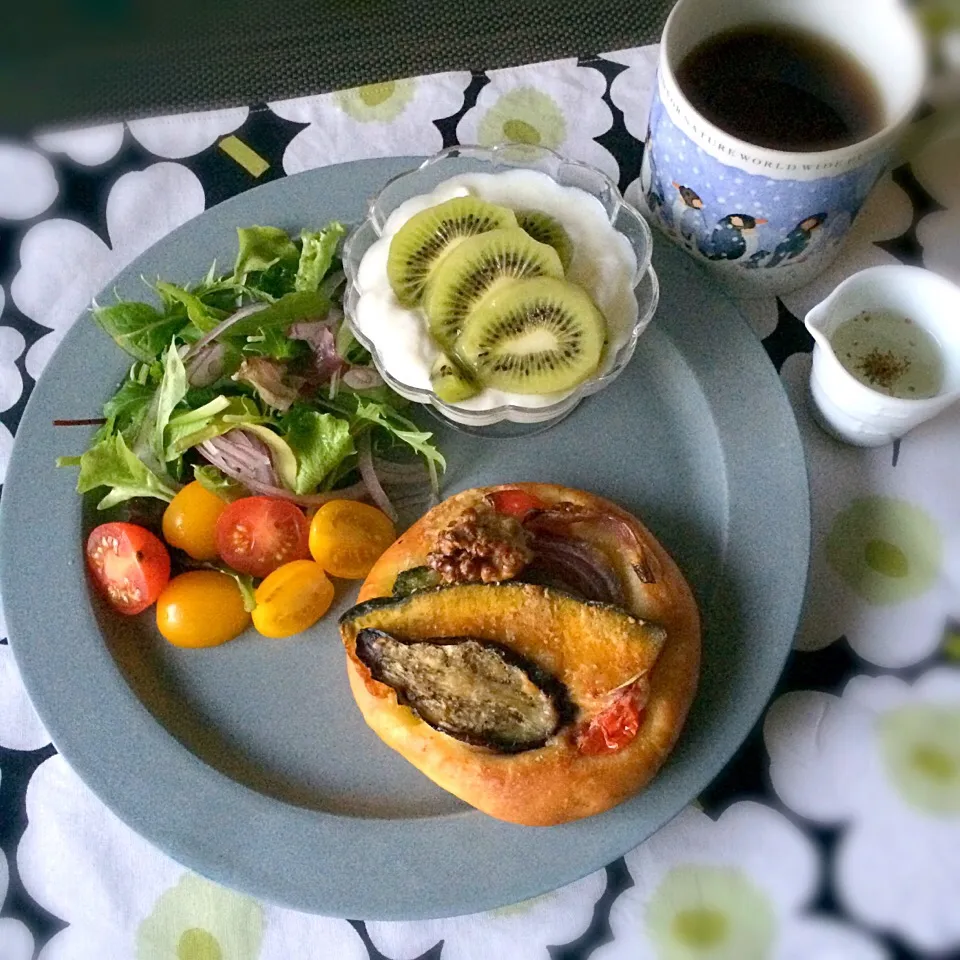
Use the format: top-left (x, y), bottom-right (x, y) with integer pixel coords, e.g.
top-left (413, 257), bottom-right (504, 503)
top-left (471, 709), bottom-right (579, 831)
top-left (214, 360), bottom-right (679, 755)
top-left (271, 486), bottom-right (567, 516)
top-left (60, 222), bottom-right (443, 514)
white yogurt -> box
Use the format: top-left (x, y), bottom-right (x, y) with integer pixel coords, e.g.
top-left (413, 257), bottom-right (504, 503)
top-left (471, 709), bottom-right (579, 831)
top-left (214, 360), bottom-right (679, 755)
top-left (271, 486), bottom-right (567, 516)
top-left (353, 170), bottom-right (640, 411)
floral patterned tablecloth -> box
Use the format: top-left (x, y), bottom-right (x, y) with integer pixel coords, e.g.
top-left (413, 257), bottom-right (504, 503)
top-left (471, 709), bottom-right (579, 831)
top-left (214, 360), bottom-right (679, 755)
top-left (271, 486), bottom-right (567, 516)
top-left (0, 45), bottom-right (958, 960)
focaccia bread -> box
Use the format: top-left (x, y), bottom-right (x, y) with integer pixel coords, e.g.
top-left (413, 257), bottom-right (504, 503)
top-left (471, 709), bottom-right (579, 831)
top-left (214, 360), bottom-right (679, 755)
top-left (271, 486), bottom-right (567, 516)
top-left (338, 483), bottom-right (701, 826)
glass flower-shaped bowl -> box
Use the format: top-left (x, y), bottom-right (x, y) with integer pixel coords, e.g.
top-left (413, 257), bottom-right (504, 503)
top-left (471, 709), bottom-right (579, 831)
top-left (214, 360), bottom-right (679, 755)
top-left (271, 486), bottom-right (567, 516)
top-left (343, 144), bottom-right (659, 437)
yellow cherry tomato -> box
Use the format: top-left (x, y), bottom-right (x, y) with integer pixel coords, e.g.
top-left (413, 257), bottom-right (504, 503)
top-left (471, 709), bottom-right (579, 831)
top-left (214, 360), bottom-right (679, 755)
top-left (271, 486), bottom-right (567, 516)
top-left (308, 499), bottom-right (396, 579)
top-left (156, 571), bottom-right (250, 648)
top-left (162, 481), bottom-right (229, 560)
top-left (251, 559), bottom-right (335, 638)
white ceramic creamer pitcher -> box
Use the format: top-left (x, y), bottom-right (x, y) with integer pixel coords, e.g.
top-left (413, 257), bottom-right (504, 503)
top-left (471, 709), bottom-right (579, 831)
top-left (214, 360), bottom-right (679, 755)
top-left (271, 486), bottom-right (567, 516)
top-left (805, 265), bottom-right (960, 446)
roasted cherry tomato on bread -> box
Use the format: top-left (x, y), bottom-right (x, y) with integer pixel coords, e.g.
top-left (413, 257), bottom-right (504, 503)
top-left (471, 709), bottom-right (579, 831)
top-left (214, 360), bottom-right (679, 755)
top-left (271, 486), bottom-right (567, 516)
top-left (487, 488), bottom-right (546, 521)
top-left (215, 496), bottom-right (310, 579)
top-left (575, 684), bottom-right (646, 755)
top-left (162, 481), bottom-right (229, 560)
top-left (86, 522), bottom-right (171, 615)
top-left (156, 571), bottom-right (250, 648)
top-left (309, 499), bottom-right (396, 579)
top-left (251, 560), bottom-right (335, 638)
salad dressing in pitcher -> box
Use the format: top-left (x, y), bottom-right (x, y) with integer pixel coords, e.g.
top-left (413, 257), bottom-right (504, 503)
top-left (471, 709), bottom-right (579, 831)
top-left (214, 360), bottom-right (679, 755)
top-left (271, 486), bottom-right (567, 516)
top-left (804, 264), bottom-right (960, 447)
top-left (830, 310), bottom-right (944, 399)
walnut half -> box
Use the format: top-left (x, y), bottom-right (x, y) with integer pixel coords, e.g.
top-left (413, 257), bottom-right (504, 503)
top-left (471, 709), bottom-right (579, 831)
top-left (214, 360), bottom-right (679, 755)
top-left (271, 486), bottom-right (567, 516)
top-left (427, 505), bottom-right (533, 584)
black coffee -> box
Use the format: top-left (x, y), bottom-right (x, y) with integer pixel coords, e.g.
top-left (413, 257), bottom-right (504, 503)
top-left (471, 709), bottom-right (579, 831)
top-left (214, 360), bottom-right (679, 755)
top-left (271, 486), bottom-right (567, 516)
top-left (675, 25), bottom-right (884, 152)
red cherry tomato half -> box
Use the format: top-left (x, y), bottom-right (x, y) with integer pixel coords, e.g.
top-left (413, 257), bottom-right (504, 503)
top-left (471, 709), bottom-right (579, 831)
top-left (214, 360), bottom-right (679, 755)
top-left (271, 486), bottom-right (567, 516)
top-left (215, 496), bottom-right (310, 579)
top-left (487, 489), bottom-right (546, 520)
top-left (575, 685), bottom-right (645, 755)
top-left (85, 522), bottom-right (171, 615)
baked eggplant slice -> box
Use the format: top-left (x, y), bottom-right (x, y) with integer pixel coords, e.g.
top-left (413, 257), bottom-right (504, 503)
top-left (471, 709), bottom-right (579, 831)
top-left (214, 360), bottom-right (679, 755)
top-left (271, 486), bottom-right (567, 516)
top-left (341, 581), bottom-right (669, 715)
top-left (355, 628), bottom-right (573, 752)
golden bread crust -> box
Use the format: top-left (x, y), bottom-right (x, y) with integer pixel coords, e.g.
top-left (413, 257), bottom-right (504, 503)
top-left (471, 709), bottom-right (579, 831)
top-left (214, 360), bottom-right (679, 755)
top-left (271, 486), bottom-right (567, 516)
top-left (343, 483), bottom-right (701, 826)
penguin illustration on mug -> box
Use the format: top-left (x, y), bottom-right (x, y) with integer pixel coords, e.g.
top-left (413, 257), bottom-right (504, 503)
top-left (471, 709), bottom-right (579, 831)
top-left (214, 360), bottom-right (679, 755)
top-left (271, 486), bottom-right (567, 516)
top-left (764, 213), bottom-right (828, 267)
top-left (698, 213), bottom-right (768, 262)
top-left (670, 183), bottom-right (707, 245)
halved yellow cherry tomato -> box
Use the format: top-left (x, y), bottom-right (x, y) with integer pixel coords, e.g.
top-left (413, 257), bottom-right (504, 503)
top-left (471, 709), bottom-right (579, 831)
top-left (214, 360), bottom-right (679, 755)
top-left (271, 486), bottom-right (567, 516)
top-left (308, 500), bottom-right (396, 579)
top-left (251, 560), bottom-right (335, 638)
top-left (156, 571), bottom-right (250, 648)
top-left (162, 481), bottom-right (229, 560)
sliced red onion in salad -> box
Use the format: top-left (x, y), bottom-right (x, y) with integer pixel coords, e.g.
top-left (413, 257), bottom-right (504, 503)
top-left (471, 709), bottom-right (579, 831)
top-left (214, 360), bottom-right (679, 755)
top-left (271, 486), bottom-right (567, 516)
top-left (391, 488), bottom-right (439, 511)
top-left (235, 476), bottom-right (368, 507)
top-left (371, 456), bottom-right (430, 482)
top-left (342, 366), bottom-right (384, 391)
top-left (184, 342), bottom-right (227, 387)
top-left (357, 432), bottom-right (398, 522)
top-left (200, 430), bottom-right (278, 487)
top-left (198, 426), bottom-right (436, 513)
top-left (182, 302), bottom-right (269, 362)
top-left (199, 431), bottom-right (370, 508)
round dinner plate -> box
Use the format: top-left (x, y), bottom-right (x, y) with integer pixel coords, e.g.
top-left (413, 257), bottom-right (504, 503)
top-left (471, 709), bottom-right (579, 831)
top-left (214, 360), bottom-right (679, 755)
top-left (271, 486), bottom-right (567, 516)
top-left (0, 157), bottom-right (809, 920)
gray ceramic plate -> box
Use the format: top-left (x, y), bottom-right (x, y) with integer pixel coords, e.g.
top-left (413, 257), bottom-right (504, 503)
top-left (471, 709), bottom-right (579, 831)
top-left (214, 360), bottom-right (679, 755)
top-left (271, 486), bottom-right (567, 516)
top-left (0, 157), bottom-right (809, 920)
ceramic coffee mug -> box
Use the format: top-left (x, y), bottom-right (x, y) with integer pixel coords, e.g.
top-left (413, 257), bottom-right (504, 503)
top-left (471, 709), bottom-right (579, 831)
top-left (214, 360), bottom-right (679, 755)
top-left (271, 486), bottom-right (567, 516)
top-left (630, 0), bottom-right (927, 296)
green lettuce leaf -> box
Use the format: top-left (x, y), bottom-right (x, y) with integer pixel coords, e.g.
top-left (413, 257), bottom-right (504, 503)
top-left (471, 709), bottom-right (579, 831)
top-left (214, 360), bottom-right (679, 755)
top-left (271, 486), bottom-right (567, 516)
top-left (153, 341), bottom-right (189, 464)
top-left (295, 223), bottom-right (345, 292)
top-left (200, 258), bottom-right (219, 288)
top-left (154, 281), bottom-right (227, 333)
top-left (165, 395), bottom-right (267, 459)
top-left (193, 464), bottom-right (248, 502)
top-left (99, 377), bottom-right (155, 442)
top-left (281, 407), bottom-right (355, 494)
top-left (178, 552), bottom-right (257, 611)
top-left (233, 226), bottom-right (299, 281)
top-left (353, 398), bottom-right (446, 471)
top-left (63, 433), bottom-right (177, 509)
top-left (224, 290), bottom-right (331, 337)
top-left (92, 300), bottom-right (187, 362)
top-left (337, 381), bottom-right (399, 405)
top-left (130, 359), bottom-right (164, 387)
top-left (334, 323), bottom-right (372, 366)
top-left (227, 569), bottom-right (257, 611)
top-left (189, 269), bottom-right (275, 309)
top-left (215, 565), bottom-right (257, 611)
top-left (242, 326), bottom-right (307, 361)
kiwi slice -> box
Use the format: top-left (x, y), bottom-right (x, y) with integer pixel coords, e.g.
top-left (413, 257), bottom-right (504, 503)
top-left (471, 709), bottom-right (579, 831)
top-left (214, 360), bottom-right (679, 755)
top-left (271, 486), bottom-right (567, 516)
top-left (424, 228), bottom-right (564, 349)
top-left (430, 353), bottom-right (479, 403)
top-left (387, 197), bottom-right (518, 306)
top-left (455, 277), bottom-right (606, 395)
top-left (515, 210), bottom-right (574, 272)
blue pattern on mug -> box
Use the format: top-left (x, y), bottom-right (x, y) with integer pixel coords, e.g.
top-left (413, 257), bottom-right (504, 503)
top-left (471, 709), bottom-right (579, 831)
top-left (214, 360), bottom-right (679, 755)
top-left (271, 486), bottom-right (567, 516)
top-left (639, 85), bottom-right (889, 276)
